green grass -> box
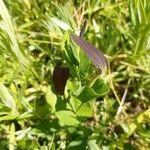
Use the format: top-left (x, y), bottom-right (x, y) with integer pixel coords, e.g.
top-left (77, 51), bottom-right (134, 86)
top-left (0, 0), bottom-right (150, 149)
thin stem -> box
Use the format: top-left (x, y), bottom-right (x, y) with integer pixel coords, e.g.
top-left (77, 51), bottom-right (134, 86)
top-left (116, 79), bottom-right (131, 116)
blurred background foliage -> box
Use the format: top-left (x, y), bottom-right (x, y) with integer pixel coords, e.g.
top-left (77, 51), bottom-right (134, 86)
top-left (0, 0), bottom-right (150, 149)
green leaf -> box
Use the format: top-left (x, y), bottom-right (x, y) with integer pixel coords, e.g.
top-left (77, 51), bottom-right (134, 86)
top-left (70, 96), bottom-right (93, 117)
top-left (62, 32), bottom-right (79, 77)
top-left (79, 49), bottom-right (91, 78)
top-left (55, 97), bottom-right (67, 111)
top-left (62, 32), bottom-right (79, 65)
top-left (88, 140), bottom-right (100, 150)
top-left (0, 112), bottom-right (18, 121)
top-left (138, 130), bottom-right (150, 138)
top-left (77, 86), bottom-right (98, 102)
top-left (76, 103), bottom-right (93, 117)
top-left (0, 84), bottom-right (16, 111)
top-left (34, 98), bottom-right (51, 119)
top-left (92, 78), bottom-right (110, 95)
top-left (45, 86), bottom-right (57, 112)
top-left (77, 79), bottom-right (110, 102)
top-left (56, 110), bottom-right (79, 126)
top-left (68, 140), bottom-right (87, 150)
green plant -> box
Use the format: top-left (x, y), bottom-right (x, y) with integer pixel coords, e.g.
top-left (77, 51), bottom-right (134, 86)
top-left (0, 0), bottom-right (150, 149)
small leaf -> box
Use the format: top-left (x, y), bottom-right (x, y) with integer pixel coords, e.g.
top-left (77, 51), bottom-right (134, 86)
top-left (0, 84), bottom-right (16, 111)
top-left (77, 79), bottom-right (110, 102)
top-left (76, 103), bottom-right (93, 117)
top-left (79, 48), bottom-right (91, 78)
top-left (92, 78), bottom-right (110, 95)
top-left (45, 86), bottom-right (57, 112)
top-left (88, 140), bottom-right (100, 150)
top-left (0, 112), bottom-right (18, 121)
top-left (77, 87), bottom-right (98, 103)
top-left (34, 97), bottom-right (50, 119)
top-left (63, 33), bottom-right (79, 65)
top-left (56, 110), bottom-right (79, 126)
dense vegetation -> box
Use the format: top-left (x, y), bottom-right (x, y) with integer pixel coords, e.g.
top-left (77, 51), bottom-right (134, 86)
top-left (0, 0), bottom-right (150, 149)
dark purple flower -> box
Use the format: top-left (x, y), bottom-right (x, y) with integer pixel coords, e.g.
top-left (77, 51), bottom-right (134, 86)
top-left (52, 65), bottom-right (69, 95)
top-left (71, 34), bottom-right (108, 72)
